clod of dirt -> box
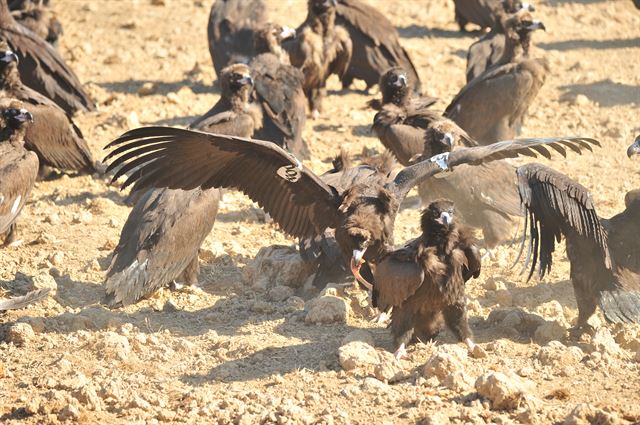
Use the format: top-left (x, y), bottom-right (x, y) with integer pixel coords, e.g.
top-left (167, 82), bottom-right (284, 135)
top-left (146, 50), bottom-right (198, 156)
top-left (341, 329), bottom-right (374, 346)
top-left (422, 344), bottom-right (468, 381)
top-left (305, 294), bottom-right (349, 324)
top-left (536, 341), bottom-right (583, 367)
top-left (419, 412), bottom-right (452, 424)
top-left (534, 321), bottom-right (568, 345)
top-left (243, 245), bottom-right (313, 290)
top-left (30, 273), bottom-right (59, 295)
top-left (92, 331), bottom-right (132, 361)
top-left (267, 285), bottom-right (295, 302)
top-left (73, 384), bottom-right (103, 411)
top-left (588, 328), bottom-right (624, 357)
top-left (475, 371), bottom-right (538, 411)
top-left (338, 341), bottom-right (379, 371)
top-left (373, 351), bottom-right (405, 383)
top-left (442, 370), bottom-right (474, 392)
top-left (5, 322), bottom-right (35, 346)
top-left (562, 403), bottom-right (626, 425)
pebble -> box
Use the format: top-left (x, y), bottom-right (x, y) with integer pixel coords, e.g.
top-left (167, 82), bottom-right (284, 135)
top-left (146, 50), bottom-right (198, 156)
top-left (93, 331), bottom-right (131, 361)
top-left (533, 320), bottom-right (568, 344)
top-left (338, 341), bottom-right (379, 371)
top-left (589, 328), bottom-right (623, 357)
top-left (138, 82), bottom-right (157, 96)
top-left (48, 251), bottom-right (65, 267)
top-left (6, 322), bottom-right (35, 345)
top-left (305, 295), bottom-right (349, 324)
top-left (423, 344), bottom-right (468, 381)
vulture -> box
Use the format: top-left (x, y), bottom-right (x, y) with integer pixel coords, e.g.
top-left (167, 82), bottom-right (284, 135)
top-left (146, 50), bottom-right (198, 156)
top-left (249, 23), bottom-right (310, 159)
top-left (9, 0), bottom-right (62, 47)
top-left (104, 121), bottom-right (598, 292)
top-left (453, 0), bottom-right (534, 32)
top-left (207, 0), bottom-right (267, 77)
top-left (104, 63), bottom-right (262, 308)
top-left (0, 105), bottom-right (38, 247)
top-left (445, 11), bottom-right (547, 145)
top-left (0, 46), bottom-right (94, 174)
top-left (283, 0), bottom-right (352, 118)
top-left (0, 288), bottom-right (49, 311)
top-left (334, 0), bottom-right (420, 92)
top-left (466, 3), bottom-right (540, 82)
top-left (0, 0), bottom-right (94, 114)
top-left (373, 200), bottom-right (481, 358)
top-left (517, 146), bottom-right (640, 335)
top-left (373, 68), bottom-right (522, 254)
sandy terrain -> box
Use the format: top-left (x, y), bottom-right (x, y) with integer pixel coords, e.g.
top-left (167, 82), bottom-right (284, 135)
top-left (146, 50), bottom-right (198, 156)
top-left (1, 0), bottom-right (640, 423)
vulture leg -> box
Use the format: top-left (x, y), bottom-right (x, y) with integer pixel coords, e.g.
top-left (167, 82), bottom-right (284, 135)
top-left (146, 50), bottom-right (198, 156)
top-left (172, 254), bottom-right (201, 290)
top-left (442, 301), bottom-right (473, 344)
top-left (372, 308), bottom-right (392, 324)
top-left (570, 278), bottom-right (598, 338)
top-left (454, 7), bottom-right (469, 32)
top-left (2, 223), bottom-right (22, 247)
top-left (391, 306), bottom-right (416, 357)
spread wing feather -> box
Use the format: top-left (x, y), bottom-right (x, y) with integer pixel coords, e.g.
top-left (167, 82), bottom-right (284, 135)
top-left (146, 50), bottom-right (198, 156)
top-left (0, 288), bottom-right (50, 311)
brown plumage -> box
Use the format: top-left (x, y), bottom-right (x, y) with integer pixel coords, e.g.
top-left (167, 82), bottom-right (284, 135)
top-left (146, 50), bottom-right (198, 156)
top-left (334, 0), bottom-right (420, 92)
top-left (445, 11), bottom-right (547, 145)
top-left (283, 0), bottom-right (352, 117)
top-left (0, 46), bottom-right (94, 174)
top-left (453, 0), bottom-right (533, 32)
top-left (0, 287), bottom-right (49, 311)
top-left (9, 0), bottom-right (61, 47)
top-left (104, 64), bottom-right (263, 308)
top-left (0, 105), bottom-right (38, 246)
top-left (517, 160), bottom-right (640, 335)
top-left (0, 0), bottom-right (93, 114)
top-left (207, 0), bottom-right (267, 77)
top-left (373, 200), bottom-right (481, 355)
top-left (250, 24), bottom-right (310, 159)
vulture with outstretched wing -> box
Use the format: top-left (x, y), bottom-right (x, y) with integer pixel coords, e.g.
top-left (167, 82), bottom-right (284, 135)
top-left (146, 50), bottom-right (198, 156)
top-left (517, 143), bottom-right (640, 334)
top-left (0, 0), bottom-right (94, 114)
top-left (334, 0), bottom-right (420, 92)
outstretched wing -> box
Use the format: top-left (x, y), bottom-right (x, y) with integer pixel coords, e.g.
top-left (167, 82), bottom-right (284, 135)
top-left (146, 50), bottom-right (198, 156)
top-left (390, 136), bottom-right (600, 201)
top-left (515, 163), bottom-right (610, 280)
top-left (104, 127), bottom-right (341, 238)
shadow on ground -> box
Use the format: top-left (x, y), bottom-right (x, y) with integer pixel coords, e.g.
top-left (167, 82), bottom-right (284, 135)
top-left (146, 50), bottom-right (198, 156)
top-left (560, 80), bottom-right (640, 107)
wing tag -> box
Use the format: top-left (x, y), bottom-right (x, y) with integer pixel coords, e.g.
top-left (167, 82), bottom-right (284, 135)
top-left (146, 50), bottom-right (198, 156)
top-left (277, 164), bottom-right (302, 182)
top-left (429, 152), bottom-right (450, 171)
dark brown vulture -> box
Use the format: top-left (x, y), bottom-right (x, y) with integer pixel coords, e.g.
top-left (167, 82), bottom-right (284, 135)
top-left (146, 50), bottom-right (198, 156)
top-left (0, 0), bottom-right (94, 114)
top-left (373, 200), bottom-right (481, 358)
top-left (283, 0), bottom-right (352, 118)
top-left (445, 11), bottom-right (546, 145)
top-left (0, 105), bottom-right (38, 247)
top-left (249, 24), bottom-right (310, 159)
top-left (0, 288), bottom-right (49, 311)
top-left (103, 115), bottom-right (598, 296)
top-left (0, 46), bottom-right (94, 174)
top-left (9, 0), bottom-right (61, 47)
top-left (453, 0), bottom-right (534, 32)
top-left (207, 0), bottom-right (267, 77)
top-left (334, 0), bottom-right (420, 92)
top-left (104, 65), bottom-right (262, 308)
top-left (517, 155), bottom-right (640, 335)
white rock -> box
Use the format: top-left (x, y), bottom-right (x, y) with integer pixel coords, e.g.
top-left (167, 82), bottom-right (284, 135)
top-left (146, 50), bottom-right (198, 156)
top-left (48, 252), bottom-right (65, 267)
top-left (420, 412), bottom-right (452, 424)
top-left (373, 351), bottom-right (404, 383)
top-left (423, 344), bottom-right (468, 381)
top-left (536, 341), bottom-right (583, 367)
top-left (535, 300), bottom-right (567, 324)
top-left (475, 371), bottom-right (537, 411)
top-left (589, 328), bottom-right (623, 357)
top-left (338, 341), bottom-right (379, 371)
top-left (305, 295), bottom-right (349, 324)
top-left (442, 370), bottom-right (474, 392)
top-left (485, 277), bottom-right (507, 291)
top-left (31, 273), bottom-right (58, 295)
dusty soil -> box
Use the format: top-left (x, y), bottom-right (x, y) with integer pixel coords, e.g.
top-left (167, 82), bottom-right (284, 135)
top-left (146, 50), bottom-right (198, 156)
top-left (1, 0), bottom-right (640, 423)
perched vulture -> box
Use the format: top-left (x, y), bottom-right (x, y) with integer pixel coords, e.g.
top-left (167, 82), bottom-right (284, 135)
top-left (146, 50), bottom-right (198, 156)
top-left (373, 200), bottom-right (481, 358)
top-left (207, 0), bottom-right (267, 77)
top-left (445, 11), bottom-right (547, 145)
top-left (453, 0), bottom-right (534, 32)
top-left (9, 0), bottom-right (61, 47)
top-left (104, 64), bottom-right (263, 308)
top-left (104, 120), bottom-right (598, 292)
top-left (517, 158), bottom-right (640, 335)
top-left (0, 0), bottom-right (94, 114)
top-left (283, 0), bottom-right (352, 117)
top-left (334, 0), bottom-right (420, 92)
top-left (0, 288), bottom-right (49, 311)
top-left (0, 105), bottom-right (38, 246)
top-left (0, 46), bottom-right (94, 174)
top-left (249, 24), bottom-right (310, 159)
top-left (466, 4), bottom-right (540, 82)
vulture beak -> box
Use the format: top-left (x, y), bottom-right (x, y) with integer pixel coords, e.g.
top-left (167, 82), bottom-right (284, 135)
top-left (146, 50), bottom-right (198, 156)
top-left (521, 2), bottom-right (535, 12)
top-left (280, 26), bottom-right (296, 40)
top-left (437, 211), bottom-right (453, 226)
top-left (627, 138), bottom-right (640, 158)
top-left (239, 73), bottom-right (254, 86)
top-left (442, 132), bottom-right (454, 149)
top-left (16, 109), bottom-right (34, 123)
top-left (323, 0), bottom-right (338, 7)
top-left (350, 249), bottom-right (373, 291)
top-left (393, 74), bottom-right (408, 88)
top-left (0, 51), bottom-right (18, 63)
top-left (527, 20), bottom-right (546, 31)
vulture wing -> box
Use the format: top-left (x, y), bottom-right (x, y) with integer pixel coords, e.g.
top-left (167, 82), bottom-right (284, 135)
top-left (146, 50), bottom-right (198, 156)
top-left (373, 240), bottom-right (424, 310)
top-left (104, 127), bottom-right (342, 238)
top-left (0, 288), bottom-right (50, 311)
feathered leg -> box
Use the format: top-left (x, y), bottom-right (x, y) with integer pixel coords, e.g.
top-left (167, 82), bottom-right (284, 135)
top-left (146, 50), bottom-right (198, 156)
top-left (391, 306), bottom-right (415, 360)
top-left (571, 278), bottom-right (598, 337)
top-left (172, 253), bottom-right (201, 290)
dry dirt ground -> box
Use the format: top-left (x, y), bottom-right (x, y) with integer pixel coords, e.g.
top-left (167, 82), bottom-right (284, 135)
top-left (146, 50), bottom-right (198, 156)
top-left (1, 0), bottom-right (640, 424)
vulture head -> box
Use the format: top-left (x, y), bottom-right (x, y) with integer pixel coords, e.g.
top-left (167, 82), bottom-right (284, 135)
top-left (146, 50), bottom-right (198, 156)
top-left (219, 63), bottom-right (254, 103)
top-left (254, 23), bottom-right (296, 55)
top-left (309, 0), bottom-right (338, 14)
top-left (421, 199), bottom-right (456, 237)
top-left (503, 0), bottom-right (535, 14)
top-left (2, 106), bottom-right (33, 128)
top-left (504, 11), bottom-right (545, 51)
top-left (627, 136), bottom-right (640, 158)
top-left (0, 44), bottom-right (19, 78)
top-left (379, 67), bottom-right (411, 107)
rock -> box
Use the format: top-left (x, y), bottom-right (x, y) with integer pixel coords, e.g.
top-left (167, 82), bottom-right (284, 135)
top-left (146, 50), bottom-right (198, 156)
top-left (5, 322), bottom-right (35, 345)
top-left (267, 285), bottom-right (294, 302)
top-left (129, 394), bottom-right (152, 411)
top-left (373, 351), bottom-right (404, 383)
top-left (475, 371), bottom-right (537, 410)
top-left (419, 412), bottom-right (452, 424)
top-left (572, 94), bottom-right (590, 106)
top-left (341, 329), bottom-right (374, 346)
top-left (533, 320), bottom-right (567, 344)
top-left (537, 341), bottom-right (583, 367)
top-left (471, 344), bottom-right (488, 359)
top-left (72, 211), bottom-right (93, 224)
top-left (250, 301), bottom-right (275, 314)
top-left (243, 245), bottom-right (313, 290)
top-left (58, 403), bottom-right (81, 421)
top-left (563, 403), bottom-right (624, 425)
top-left (360, 377), bottom-right (390, 393)
top-left (305, 295), bottom-right (349, 324)
top-left (127, 111), bottom-right (140, 128)
top-left (93, 332), bottom-right (131, 361)
top-left (589, 328), bottom-right (623, 357)
top-left (442, 370), bottom-right (474, 392)
top-left (338, 341), bottom-right (379, 371)
top-left (423, 344), bottom-right (468, 381)
top-left (48, 251), bottom-right (65, 267)
top-left (31, 273), bottom-right (58, 295)
top-left (286, 296), bottom-right (305, 311)
top-left (73, 385), bottom-right (103, 411)
top-left (485, 277), bottom-right (507, 291)
top-left (137, 82), bottom-right (157, 96)
top-left (44, 213), bottom-right (62, 225)
top-left (535, 300), bottom-right (567, 324)
top-left (495, 289), bottom-right (513, 307)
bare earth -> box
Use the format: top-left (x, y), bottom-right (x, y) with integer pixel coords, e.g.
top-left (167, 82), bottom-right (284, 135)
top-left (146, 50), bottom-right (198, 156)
top-left (1, 0), bottom-right (640, 424)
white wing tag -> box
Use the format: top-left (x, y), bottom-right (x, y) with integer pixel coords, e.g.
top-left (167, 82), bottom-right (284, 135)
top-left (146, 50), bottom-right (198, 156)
top-left (277, 164), bottom-right (301, 182)
top-left (429, 152), bottom-right (450, 171)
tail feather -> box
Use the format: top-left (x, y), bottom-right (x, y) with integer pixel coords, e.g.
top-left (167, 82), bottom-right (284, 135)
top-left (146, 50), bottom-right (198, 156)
top-left (0, 288), bottom-right (50, 311)
top-left (600, 290), bottom-right (640, 324)
top-left (103, 260), bottom-right (152, 308)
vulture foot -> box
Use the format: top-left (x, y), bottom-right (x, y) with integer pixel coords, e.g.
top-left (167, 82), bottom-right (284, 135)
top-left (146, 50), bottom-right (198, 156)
top-left (568, 323), bottom-right (596, 340)
top-left (311, 109), bottom-right (320, 120)
top-left (372, 310), bottom-right (391, 324)
top-left (394, 343), bottom-right (407, 360)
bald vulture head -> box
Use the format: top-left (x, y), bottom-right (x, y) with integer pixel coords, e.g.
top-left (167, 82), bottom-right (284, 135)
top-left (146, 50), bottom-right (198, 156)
top-left (379, 67), bottom-right (411, 106)
top-left (627, 135), bottom-right (640, 159)
top-left (219, 63), bottom-right (254, 102)
top-left (2, 107), bottom-right (33, 130)
top-left (422, 199), bottom-right (456, 236)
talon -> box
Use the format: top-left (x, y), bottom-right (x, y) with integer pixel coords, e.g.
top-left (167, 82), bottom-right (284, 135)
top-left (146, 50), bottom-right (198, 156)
top-left (394, 343), bottom-right (407, 360)
top-left (372, 310), bottom-right (392, 324)
top-left (170, 281), bottom-right (185, 291)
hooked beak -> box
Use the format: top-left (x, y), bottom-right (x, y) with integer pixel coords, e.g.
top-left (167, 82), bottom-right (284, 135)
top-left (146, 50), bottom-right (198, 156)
top-left (350, 249), bottom-right (373, 291)
top-left (280, 26), bottom-right (296, 40)
top-left (15, 109), bottom-right (34, 123)
top-left (521, 2), bottom-right (535, 12)
top-left (393, 74), bottom-right (408, 88)
top-left (442, 132), bottom-right (454, 149)
top-left (437, 211), bottom-right (453, 226)
top-left (527, 20), bottom-right (546, 31)
top-left (239, 73), bottom-right (254, 86)
top-left (0, 51), bottom-right (18, 63)
top-left (627, 138), bottom-right (640, 158)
